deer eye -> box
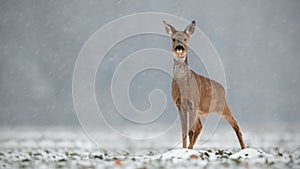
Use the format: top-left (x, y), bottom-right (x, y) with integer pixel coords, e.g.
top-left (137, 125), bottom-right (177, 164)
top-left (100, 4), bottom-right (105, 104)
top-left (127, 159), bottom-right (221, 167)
top-left (172, 38), bottom-right (175, 42)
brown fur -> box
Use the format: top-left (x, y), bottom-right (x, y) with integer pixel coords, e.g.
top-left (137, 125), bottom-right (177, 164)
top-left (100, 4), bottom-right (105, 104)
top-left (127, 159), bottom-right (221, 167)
top-left (163, 21), bottom-right (246, 149)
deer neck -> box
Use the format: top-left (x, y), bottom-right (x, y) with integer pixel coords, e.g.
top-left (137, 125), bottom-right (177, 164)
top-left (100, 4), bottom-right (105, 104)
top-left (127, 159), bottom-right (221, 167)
top-left (173, 56), bottom-right (190, 81)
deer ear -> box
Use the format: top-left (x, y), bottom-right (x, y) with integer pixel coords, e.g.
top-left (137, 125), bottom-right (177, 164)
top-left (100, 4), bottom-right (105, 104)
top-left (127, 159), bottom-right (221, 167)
top-left (163, 21), bottom-right (176, 37)
top-left (184, 21), bottom-right (196, 36)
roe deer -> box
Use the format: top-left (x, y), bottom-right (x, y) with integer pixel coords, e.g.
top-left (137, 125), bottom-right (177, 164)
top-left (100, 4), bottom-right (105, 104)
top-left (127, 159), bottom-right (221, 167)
top-left (163, 20), bottom-right (246, 149)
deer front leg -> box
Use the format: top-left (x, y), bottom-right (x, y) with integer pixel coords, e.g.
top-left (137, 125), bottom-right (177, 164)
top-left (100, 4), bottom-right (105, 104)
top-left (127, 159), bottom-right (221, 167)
top-left (188, 110), bottom-right (196, 149)
top-left (178, 98), bottom-right (198, 150)
top-left (178, 110), bottom-right (187, 148)
top-left (176, 99), bottom-right (188, 148)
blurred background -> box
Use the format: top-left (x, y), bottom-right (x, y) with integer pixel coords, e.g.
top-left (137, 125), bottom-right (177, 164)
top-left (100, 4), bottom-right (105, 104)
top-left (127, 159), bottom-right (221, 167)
top-left (0, 0), bottom-right (299, 129)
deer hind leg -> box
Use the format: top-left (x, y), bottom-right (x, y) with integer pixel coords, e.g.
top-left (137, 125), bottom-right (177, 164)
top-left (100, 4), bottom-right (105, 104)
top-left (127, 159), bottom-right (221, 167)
top-left (191, 116), bottom-right (202, 148)
top-left (221, 103), bottom-right (246, 149)
top-left (188, 115), bottom-right (202, 149)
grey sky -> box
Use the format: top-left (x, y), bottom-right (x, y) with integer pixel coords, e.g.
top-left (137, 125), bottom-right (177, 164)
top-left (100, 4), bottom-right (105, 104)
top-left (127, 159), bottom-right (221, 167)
top-left (0, 0), bottom-right (299, 128)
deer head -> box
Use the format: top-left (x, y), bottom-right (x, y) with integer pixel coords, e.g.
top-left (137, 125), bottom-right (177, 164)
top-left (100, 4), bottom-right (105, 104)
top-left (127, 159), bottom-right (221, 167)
top-left (163, 20), bottom-right (196, 62)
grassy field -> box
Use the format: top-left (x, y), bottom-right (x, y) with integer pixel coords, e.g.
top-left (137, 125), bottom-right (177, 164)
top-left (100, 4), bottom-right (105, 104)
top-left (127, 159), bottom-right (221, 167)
top-left (0, 127), bottom-right (299, 169)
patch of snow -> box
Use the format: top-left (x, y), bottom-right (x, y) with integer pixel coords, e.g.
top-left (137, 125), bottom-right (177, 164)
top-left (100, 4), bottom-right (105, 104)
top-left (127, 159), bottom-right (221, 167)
top-left (230, 148), bottom-right (273, 159)
top-left (0, 128), bottom-right (299, 169)
top-left (153, 149), bottom-right (199, 161)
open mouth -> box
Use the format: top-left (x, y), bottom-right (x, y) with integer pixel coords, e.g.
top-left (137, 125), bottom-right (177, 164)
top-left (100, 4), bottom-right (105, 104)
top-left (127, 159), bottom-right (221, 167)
top-left (175, 45), bottom-right (184, 54)
top-left (173, 45), bottom-right (186, 59)
top-left (176, 49), bottom-right (183, 54)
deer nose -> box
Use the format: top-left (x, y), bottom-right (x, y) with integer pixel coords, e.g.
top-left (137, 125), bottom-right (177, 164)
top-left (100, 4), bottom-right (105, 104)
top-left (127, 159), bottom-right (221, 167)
top-left (175, 45), bottom-right (184, 51)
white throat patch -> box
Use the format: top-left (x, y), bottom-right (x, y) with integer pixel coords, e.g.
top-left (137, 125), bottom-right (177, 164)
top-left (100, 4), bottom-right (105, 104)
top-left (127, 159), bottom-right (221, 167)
top-left (174, 56), bottom-right (186, 62)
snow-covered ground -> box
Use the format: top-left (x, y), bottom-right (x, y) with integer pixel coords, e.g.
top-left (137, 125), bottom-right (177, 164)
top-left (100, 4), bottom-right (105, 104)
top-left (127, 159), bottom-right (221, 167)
top-left (0, 127), bottom-right (299, 169)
